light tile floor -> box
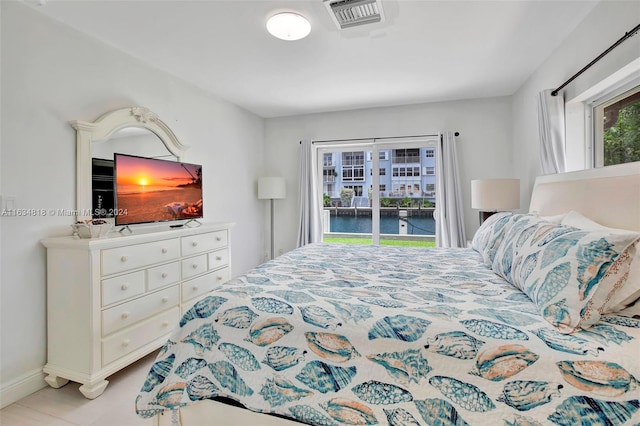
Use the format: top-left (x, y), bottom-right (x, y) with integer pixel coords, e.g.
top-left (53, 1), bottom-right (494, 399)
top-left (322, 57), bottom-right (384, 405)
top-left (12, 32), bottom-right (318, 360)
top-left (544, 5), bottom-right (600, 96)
top-left (0, 351), bottom-right (157, 426)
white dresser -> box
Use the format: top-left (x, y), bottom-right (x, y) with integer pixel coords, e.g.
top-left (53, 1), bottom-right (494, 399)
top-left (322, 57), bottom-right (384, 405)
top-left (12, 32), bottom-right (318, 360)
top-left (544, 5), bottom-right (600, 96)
top-left (40, 222), bottom-right (233, 399)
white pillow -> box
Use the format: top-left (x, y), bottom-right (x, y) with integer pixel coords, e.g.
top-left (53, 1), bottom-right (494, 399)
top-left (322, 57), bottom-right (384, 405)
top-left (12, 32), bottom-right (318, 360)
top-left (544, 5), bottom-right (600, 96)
top-left (538, 212), bottom-right (567, 224)
top-left (561, 211), bottom-right (640, 313)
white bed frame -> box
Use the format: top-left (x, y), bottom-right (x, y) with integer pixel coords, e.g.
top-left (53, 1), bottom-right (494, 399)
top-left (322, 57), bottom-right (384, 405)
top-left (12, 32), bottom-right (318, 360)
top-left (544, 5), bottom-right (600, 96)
top-left (155, 162), bottom-right (640, 426)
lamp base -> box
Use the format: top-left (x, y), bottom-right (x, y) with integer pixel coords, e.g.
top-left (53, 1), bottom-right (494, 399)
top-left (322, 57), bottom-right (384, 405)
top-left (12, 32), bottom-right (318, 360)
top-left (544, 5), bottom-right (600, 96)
top-left (479, 211), bottom-right (496, 224)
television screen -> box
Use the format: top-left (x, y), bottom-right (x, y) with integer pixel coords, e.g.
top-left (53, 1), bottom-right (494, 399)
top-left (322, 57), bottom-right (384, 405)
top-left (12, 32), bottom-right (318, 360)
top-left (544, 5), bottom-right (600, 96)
top-left (114, 153), bottom-right (203, 226)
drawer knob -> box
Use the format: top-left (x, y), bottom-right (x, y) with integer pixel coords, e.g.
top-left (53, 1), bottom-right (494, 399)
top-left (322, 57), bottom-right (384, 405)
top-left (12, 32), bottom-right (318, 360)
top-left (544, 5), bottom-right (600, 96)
top-left (216, 237), bottom-right (222, 241)
top-left (191, 241), bottom-right (198, 247)
top-left (162, 321), bottom-right (169, 327)
top-left (161, 272), bottom-right (168, 278)
top-left (192, 264), bottom-right (198, 269)
top-left (121, 312), bottom-right (129, 319)
top-left (216, 276), bottom-right (223, 281)
top-left (121, 283), bottom-right (129, 291)
top-left (161, 297), bottom-right (169, 303)
top-left (120, 256), bottom-right (127, 262)
top-left (122, 339), bottom-right (130, 347)
top-left (161, 248), bottom-right (168, 254)
top-left (216, 256), bottom-right (222, 261)
top-left (192, 285), bottom-right (199, 291)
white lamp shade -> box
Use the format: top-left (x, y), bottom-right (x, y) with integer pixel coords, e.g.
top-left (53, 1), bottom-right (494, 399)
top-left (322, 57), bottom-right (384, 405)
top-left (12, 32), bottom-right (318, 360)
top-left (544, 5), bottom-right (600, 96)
top-left (471, 179), bottom-right (520, 211)
top-left (258, 177), bottom-right (286, 200)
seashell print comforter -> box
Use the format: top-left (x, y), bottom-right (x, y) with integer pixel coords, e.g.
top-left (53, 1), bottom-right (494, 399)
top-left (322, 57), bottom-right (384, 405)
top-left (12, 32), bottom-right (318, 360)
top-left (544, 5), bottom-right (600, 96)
top-left (135, 243), bottom-right (640, 425)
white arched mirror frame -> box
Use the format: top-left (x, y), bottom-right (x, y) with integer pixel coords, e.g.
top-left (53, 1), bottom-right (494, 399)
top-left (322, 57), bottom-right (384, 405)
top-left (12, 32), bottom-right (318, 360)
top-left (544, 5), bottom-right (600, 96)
top-left (71, 106), bottom-right (189, 221)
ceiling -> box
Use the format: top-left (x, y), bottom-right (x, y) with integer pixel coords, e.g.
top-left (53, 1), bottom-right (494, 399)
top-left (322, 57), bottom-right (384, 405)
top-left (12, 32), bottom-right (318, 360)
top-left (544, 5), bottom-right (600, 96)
top-left (27, 0), bottom-right (599, 118)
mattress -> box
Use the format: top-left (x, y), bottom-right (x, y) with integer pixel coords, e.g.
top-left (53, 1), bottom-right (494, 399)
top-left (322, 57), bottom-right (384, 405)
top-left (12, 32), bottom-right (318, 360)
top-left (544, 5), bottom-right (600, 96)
top-left (135, 243), bottom-right (640, 425)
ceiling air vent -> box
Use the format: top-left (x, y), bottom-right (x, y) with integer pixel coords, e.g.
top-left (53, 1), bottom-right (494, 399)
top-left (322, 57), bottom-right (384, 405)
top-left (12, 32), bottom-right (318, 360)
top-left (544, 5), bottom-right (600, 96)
top-left (323, 0), bottom-right (385, 29)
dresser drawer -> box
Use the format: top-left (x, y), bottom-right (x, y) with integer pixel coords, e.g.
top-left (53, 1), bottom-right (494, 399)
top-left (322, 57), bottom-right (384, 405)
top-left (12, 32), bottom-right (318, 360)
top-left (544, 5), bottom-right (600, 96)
top-left (181, 268), bottom-right (228, 303)
top-left (181, 254), bottom-right (207, 279)
top-left (181, 231), bottom-right (227, 257)
top-left (211, 266), bottom-right (230, 286)
top-left (102, 271), bottom-right (145, 307)
top-left (147, 261), bottom-right (180, 291)
top-left (102, 238), bottom-right (180, 276)
top-left (208, 248), bottom-right (229, 270)
top-left (102, 286), bottom-right (179, 336)
top-left (102, 307), bottom-right (179, 366)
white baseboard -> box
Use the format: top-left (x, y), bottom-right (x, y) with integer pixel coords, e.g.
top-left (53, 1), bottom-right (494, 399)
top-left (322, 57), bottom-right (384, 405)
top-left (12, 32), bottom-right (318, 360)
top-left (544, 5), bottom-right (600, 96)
top-left (0, 368), bottom-right (47, 409)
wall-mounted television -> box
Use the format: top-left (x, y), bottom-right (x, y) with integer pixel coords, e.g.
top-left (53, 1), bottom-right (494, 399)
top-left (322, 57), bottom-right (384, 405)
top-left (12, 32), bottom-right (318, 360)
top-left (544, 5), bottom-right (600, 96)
top-left (114, 153), bottom-right (203, 226)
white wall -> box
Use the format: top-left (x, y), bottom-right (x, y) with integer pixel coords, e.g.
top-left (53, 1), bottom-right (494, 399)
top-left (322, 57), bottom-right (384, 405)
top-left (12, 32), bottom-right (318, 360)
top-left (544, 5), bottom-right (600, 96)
top-left (264, 97), bottom-right (514, 253)
top-left (511, 0), bottom-right (640, 210)
top-left (0, 1), bottom-right (265, 405)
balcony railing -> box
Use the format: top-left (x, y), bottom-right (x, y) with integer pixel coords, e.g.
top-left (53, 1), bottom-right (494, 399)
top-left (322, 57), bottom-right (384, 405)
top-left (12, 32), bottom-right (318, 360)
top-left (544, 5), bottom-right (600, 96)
top-left (342, 159), bottom-right (365, 166)
top-left (392, 155), bottom-right (421, 163)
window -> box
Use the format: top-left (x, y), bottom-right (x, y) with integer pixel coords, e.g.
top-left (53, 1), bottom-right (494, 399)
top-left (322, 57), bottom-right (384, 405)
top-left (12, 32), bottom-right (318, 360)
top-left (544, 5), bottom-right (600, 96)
top-left (343, 168), bottom-right (364, 181)
top-left (317, 136), bottom-right (438, 245)
top-left (393, 148), bottom-right (420, 163)
top-left (323, 169), bottom-right (336, 181)
top-left (343, 151), bottom-right (364, 166)
top-left (593, 84), bottom-right (640, 167)
top-left (344, 185), bottom-right (363, 196)
top-left (425, 149), bottom-right (435, 158)
top-left (424, 166), bottom-right (435, 175)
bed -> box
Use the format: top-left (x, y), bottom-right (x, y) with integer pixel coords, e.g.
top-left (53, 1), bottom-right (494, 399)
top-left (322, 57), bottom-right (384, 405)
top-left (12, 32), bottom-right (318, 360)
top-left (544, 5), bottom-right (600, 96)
top-left (136, 163), bottom-right (640, 426)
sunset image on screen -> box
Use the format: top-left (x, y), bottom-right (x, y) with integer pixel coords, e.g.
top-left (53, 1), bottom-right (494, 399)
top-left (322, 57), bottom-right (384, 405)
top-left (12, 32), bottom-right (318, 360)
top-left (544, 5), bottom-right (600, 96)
top-left (114, 154), bottom-right (203, 225)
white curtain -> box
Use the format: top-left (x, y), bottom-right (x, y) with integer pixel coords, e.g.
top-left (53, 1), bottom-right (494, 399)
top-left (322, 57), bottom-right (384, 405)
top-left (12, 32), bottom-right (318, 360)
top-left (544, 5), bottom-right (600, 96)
top-left (435, 131), bottom-right (466, 248)
top-left (537, 89), bottom-right (566, 174)
top-left (296, 140), bottom-right (323, 247)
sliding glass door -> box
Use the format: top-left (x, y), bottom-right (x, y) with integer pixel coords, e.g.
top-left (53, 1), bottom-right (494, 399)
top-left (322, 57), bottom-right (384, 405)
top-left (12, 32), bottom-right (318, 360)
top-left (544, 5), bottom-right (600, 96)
top-left (318, 136), bottom-right (438, 246)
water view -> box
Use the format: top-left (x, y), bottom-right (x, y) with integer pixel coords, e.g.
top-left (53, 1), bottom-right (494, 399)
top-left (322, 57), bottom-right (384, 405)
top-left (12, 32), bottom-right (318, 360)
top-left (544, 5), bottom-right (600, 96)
top-left (330, 215), bottom-right (435, 235)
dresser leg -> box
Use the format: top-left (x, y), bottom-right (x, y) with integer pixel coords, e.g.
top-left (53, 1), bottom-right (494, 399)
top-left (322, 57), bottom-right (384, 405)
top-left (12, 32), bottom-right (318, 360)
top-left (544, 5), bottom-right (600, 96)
top-left (79, 379), bottom-right (109, 399)
top-left (44, 374), bottom-right (69, 389)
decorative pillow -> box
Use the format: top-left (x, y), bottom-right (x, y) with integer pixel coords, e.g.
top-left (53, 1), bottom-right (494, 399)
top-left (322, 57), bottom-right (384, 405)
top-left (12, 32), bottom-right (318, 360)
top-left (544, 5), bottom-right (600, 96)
top-left (492, 219), bottom-right (639, 333)
top-left (491, 214), bottom-right (555, 284)
top-left (471, 213), bottom-right (533, 266)
top-left (561, 210), bottom-right (640, 313)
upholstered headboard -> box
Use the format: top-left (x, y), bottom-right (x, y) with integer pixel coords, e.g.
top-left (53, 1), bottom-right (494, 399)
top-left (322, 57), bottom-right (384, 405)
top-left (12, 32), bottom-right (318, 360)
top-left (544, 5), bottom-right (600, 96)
top-left (529, 162), bottom-right (640, 232)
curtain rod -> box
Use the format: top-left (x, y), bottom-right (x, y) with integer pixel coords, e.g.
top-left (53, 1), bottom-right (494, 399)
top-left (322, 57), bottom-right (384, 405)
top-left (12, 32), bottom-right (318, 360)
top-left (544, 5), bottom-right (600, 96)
top-left (302, 132), bottom-right (459, 144)
top-left (551, 22), bottom-right (640, 96)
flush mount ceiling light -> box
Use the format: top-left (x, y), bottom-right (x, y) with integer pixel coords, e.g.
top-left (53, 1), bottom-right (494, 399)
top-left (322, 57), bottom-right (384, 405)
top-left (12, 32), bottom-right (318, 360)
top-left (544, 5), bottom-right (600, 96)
top-left (266, 12), bottom-right (311, 41)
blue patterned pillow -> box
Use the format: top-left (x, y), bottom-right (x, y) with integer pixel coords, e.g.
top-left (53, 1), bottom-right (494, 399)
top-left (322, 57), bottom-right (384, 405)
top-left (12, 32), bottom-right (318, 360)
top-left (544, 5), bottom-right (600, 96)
top-left (492, 221), bottom-right (639, 333)
top-left (471, 212), bottom-right (529, 266)
top-left (491, 215), bottom-right (557, 284)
